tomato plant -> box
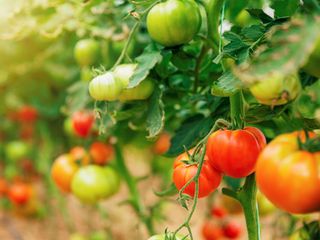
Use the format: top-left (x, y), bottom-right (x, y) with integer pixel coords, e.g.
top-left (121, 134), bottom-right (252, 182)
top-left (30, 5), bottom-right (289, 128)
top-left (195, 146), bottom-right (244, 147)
top-left (256, 131), bottom-right (320, 214)
top-left (72, 111), bottom-right (95, 138)
top-left (146, 0), bottom-right (201, 47)
top-left (173, 150), bottom-right (221, 198)
top-left (206, 127), bottom-right (266, 178)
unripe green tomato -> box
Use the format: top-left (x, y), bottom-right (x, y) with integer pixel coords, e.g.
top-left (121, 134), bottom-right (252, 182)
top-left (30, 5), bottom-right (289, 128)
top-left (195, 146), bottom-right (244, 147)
top-left (113, 64), bottom-right (137, 88)
top-left (146, 0), bottom-right (201, 47)
top-left (118, 78), bottom-right (155, 101)
top-left (249, 74), bottom-right (301, 106)
top-left (64, 117), bottom-right (75, 137)
top-left (81, 67), bottom-right (93, 82)
top-left (89, 72), bottom-right (123, 101)
top-left (74, 39), bottom-right (100, 67)
top-left (148, 234), bottom-right (188, 240)
top-left (5, 141), bottom-right (30, 161)
top-left (303, 37), bottom-right (320, 78)
top-left (71, 165), bottom-right (120, 204)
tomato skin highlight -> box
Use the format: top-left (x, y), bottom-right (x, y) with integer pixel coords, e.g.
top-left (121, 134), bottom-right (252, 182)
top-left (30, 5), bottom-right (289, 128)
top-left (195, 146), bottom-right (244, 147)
top-left (206, 127), bottom-right (266, 178)
top-left (146, 0), bottom-right (201, 47)
top-left (72, 111), bottom-right (94, 138)
top-left (51, 154), bottom-right (79, 193)
top-left (256, 131), bottom-right (320, 214)
top-left (173, 151), bottom-right (222, 198)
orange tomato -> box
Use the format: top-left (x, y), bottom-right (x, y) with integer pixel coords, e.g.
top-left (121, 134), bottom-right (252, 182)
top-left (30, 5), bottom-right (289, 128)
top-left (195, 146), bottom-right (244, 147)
top-left (89, 141), bottom-right (114, 165)
top-left (69, 146), bottom-right (90, 165)
top-left (256, 131), bottom-right (320, 214)
top-left (8, 182), bottom-right (32, 205)
top-left (153, 132), bottom-right (171, 155)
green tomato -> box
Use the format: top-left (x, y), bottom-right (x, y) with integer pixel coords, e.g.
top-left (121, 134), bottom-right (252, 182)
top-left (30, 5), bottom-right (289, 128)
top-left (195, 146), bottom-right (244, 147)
top-left (89, 72), bottom-right (123, 101)
top-left (249, 73), bottom-right (301, 106)
top-left (5, 141), bottom-right (30, 161)
top-left (118, 79), bottom-right (155, 101)
top-left (113, 64), bottom-right (137, 88)
top-left (81, 67), bottom-right (93, 82)
top-left (63, 117), bottom-right (75, 137)
top-left (303, 37), bottom-right (320, 78)
top-left (146, 0), bottom-right (201, 47)
top-left (74, 39), bottom-right (100, 67)
top-left (148, 234), bottom-right (188, 240)
top-left (69, 233), bottom-right (88, 240)
top-left (71, 165), bottom-right (120, 204)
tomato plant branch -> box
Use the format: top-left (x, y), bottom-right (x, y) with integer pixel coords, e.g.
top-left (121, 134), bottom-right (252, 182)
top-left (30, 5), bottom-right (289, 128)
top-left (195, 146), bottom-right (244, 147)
top-left (114, 144), bottom-right (155, 235)
top-left (230, 90), bottom-right (245, 129)
top-left (222, 174), bottom-right (261, 240)
top-left (193, 45), bottom-right (209, 92)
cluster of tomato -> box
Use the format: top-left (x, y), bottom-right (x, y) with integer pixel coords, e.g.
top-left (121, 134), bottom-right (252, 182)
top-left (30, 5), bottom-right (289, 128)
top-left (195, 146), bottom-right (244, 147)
top-left (202, 206), bottom-right (242, 240)
top-left (51, 142), bottom-right (120, 204)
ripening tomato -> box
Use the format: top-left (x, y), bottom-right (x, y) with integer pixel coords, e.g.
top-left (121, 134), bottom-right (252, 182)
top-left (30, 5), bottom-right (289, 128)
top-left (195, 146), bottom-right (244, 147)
top-left (71, 165), bottom-right (120, 204)
top-left (223, 222), bottom-right (242, 239)
top-left (146, 0), bottom-right (201, 47)
top-left (72, 111), bottom-right (94, 138)
top-left (202, 220), bottom-right (224, 240)
top-left (17, 105), bottom-right (38, 123)
top-left (64, 117), bottom-right (76, 137)
top-left (69, 146), bottom-right (90, 165)
top-left (89, 141), bottom-right (114, 165)
top-left (303, 37), bottom-right (320, 78)
top-left (173, 150), bottom-right (222, 198)
top-left (51, 154), bottom-right (79, 192)
top-left (74, 39), bottom-right (100, 67)
top-left (89, 72), bottom-right (123, 101)
top-left (8, 182), bottom-right (32, 205)
top-left (249, 73), bottom-right (301, 106)
top-left (206, 127), bottom-right (266, 178)
top-left (153, 132), bottom-right (171, 155)
top-left (256, 131), bottom-right (320, 214)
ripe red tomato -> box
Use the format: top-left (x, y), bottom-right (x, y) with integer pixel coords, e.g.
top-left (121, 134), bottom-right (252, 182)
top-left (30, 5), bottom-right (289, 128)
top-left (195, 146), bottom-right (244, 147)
top-left (223, 222), bottom-right (242, 239)
top-left (202, 220), bottom-right (224, 240)
top-left (256, 131), bottom-right (320, 214)
top-left (206, 127), bottom-right (266, 178)
top-left (51, 154), bottom-right (79, 192)
top-left (72, 111), bottom-right (94, 138)
top-left (8, 182), bottom-right (32, 205)
top-left (211, 206), bottom-right (228, 219)
top-left (17, 105), bottom-right (38, 123)
top-left (153, 132), bottom-right (171, 155)
top-left (69, 146), bottom-right (90, 165)
top-left (173, 150), bottom-right (222, 198)
top-left (89, 141), bottom-right (114, 165)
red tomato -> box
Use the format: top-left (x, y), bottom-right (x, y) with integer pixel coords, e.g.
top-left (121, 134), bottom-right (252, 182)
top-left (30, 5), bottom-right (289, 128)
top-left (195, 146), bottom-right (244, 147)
top-left (153, 132), bottom-right (171, 155)
top-left (18, 105), bottom-right (38, 123)
top-left (256, 131), bottom-right (320, 214)
top-left (72, 111), bottom-right (94, 138)
top-left (69, 146), bottom-right (90, 165)
top-left (202, 220), bottom-right (224, 240)
top-left (223, 222), bottom-right (242, 239)
top-left (8, 182), bottom-right (32, 205)
top-left (173, 150), bottom-right (222, 198)
top-left (211, 206), bottom-right (228, 219)
top-left (206, 127), bottom-right (266, 178)
top-left (89, 141), bottom-right (114, 165)
top-left (51, 154), bottom-right (79, 192)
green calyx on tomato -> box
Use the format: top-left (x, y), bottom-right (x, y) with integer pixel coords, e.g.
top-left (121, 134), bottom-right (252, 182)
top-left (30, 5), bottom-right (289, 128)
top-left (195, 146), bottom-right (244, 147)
top-left (146, 0), bottom-right (201, 47)
top-left (249, 73), bottom-right (301, 106)
top-left (74, 39), bottom-right (100, 67)
top-left (303, 36), bottom-right (320, 78)
top-left (89, 72), bottom-right (123, 101)
top-left (71, 165), bottom-right (120, 204)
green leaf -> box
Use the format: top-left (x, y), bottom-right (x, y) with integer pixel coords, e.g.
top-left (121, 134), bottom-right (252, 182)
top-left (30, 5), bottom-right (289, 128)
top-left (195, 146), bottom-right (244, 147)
top-left (166, 115), bottom-right (214, 157)
top-left (128, 44), bottom-right (163, 88)
top-left (246, 9), bottom-right (274, 23)
top-left (270, 0), bottom-right (299, 17)
top-left (234, 15), bottom-right (320, 86)
top-left (211, 71), bottom-right (244, 97)
top-left (65, 81), bottom-right (90, 113)
top-left (146, 86), bottom-right (165, 138)
top-left (223, 32), bottom-right (249, 53)
top-left (155, 49), bottom-right (177, 79)
top-left (245, 104), bottom-right (288, 123)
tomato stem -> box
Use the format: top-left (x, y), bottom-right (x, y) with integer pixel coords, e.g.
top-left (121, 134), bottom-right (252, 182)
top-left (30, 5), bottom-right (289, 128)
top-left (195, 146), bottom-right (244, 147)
top-left (230, 90), bottom-right (245, 129)
top-left (222, 174), bottom-right (261, 240)
top-left (114, 144), bottom-right (155, 235)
